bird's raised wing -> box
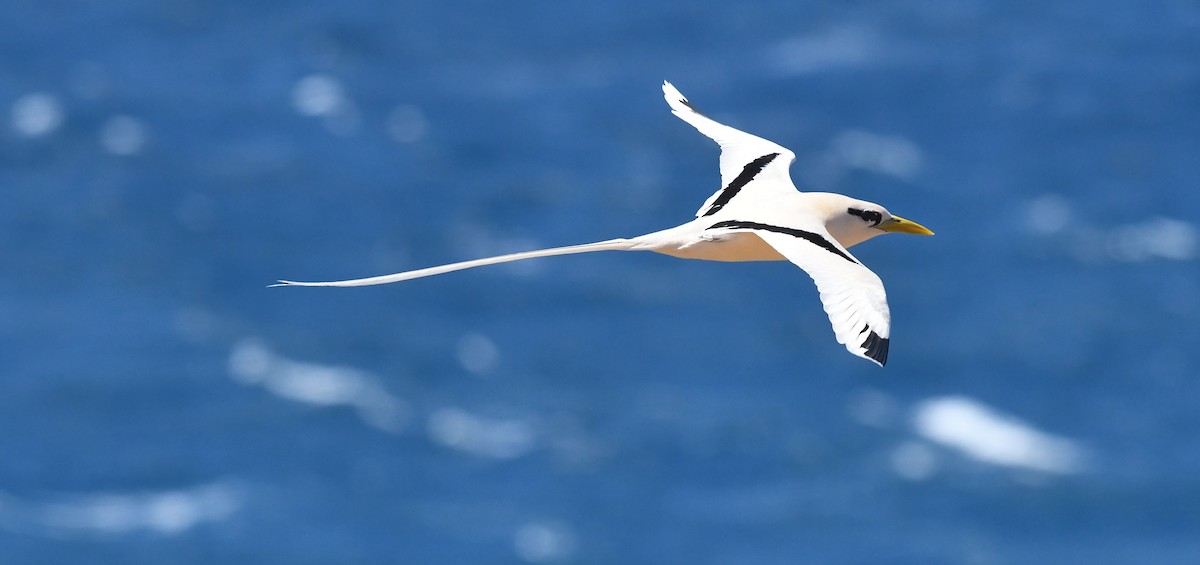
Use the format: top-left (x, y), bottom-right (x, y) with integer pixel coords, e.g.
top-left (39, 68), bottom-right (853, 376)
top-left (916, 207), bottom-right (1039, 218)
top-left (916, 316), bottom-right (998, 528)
top-left (709, 220), bottom-right (891, 366)
top-left (662, 81), bottom-right (800, 218)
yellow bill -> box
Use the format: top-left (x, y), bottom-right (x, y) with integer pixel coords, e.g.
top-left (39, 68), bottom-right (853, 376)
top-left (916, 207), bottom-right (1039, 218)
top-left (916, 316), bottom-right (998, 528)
top-left (879, 215), bottom-right (934, 236)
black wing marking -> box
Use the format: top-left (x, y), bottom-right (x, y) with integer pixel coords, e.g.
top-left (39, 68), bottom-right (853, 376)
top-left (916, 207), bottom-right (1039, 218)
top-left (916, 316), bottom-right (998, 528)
top-left (700, 153), bottom-right (781, 217)
top-left (860, 326), bottom-right (890, 366)
top-left (707, 220), bottom-right (859, 264)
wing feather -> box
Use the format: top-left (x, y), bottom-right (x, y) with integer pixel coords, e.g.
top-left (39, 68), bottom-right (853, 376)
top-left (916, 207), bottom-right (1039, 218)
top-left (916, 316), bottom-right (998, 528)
top-left (746, 228), bottom-right (892, 366)
top-left (662, 82), bottom-right (801, 218)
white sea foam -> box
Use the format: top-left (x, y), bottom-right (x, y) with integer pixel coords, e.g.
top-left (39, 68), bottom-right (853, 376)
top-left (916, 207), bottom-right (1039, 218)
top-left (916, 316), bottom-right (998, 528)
top-left (912, 396), bottom-right (1086, 474)
top-left (457, 332), bottom-right (500, 376)
top-left (514, 520), bottom-right (576, 563)
top-left (291, 73), bottom-right (359, 135)
top-left (1025, 196), bottom-right (1196, 263)
top-left (11, 93), bottom-right (64, 138)
top-left (802, 129), bottom-right (923, 189)
top-left (769, 26), bottom-right (876, 75)
top-left (1024, 194), bottom-right (1073, 235)
top-left (292, 74), bottom-right (345, 117)
top-left (228, 339), bottom-right (409, 433)
top-left (0, 482), bottom-right (240, 537)
top-left (1105, 217), bottom-right (1197, 262)
top-left (830, 129), bottom-right (923, 180)
top-left (427, 407), bottom-right (536, 459)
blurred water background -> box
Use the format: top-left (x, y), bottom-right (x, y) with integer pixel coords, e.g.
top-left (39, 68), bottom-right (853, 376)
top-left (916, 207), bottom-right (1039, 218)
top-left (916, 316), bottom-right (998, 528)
top-left (2, 1), bottom-right (1199, 563)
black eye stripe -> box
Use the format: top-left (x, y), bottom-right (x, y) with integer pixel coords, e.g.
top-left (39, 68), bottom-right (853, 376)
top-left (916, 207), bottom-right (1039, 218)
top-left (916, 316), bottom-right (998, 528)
top-left (848, 208), bottom-right (883, 227)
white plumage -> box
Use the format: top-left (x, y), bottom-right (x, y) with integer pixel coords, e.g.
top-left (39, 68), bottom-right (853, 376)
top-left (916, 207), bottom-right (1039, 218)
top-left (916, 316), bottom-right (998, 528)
top-left (276, 82), bottom-right (933, 366)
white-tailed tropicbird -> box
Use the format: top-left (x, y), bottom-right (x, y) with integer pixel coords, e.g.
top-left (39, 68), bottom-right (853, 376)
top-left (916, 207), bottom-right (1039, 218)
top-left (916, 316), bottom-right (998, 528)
top-left (276, 81), bottom-right (933, 366)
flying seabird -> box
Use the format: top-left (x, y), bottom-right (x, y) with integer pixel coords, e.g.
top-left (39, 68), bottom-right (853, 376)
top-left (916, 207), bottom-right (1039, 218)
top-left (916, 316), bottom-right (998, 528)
top-left (276, 81), bottom-right (934, 366)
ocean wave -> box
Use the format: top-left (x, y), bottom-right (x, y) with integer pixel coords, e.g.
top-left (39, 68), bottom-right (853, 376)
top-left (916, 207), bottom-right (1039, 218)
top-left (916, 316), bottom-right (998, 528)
top-left (0, 482), bottom-right (240, 538)
top-left (912, 395), bottom-right (1087, 474)
top-left (228, 339), bottom-right (410, 433)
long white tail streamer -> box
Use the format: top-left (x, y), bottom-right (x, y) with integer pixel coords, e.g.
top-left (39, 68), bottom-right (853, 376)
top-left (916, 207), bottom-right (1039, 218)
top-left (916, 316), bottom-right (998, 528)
top-left (272, 239), bottom-right (635, 287)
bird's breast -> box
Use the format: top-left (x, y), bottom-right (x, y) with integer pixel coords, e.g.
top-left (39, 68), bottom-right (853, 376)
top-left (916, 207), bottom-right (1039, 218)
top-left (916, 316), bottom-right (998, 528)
top-left (651, 231), bottom-right (788, 262)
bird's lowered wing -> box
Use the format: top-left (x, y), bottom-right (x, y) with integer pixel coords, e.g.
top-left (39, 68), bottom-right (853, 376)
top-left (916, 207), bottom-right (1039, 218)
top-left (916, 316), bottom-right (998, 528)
top-left (710, 220), bottom-right (892, 366)
top-left (662, 81), bottom-right (799, 218)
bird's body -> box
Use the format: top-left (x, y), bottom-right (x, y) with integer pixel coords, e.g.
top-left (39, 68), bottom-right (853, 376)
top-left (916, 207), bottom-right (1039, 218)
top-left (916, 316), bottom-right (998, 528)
top-left (277, 82), bottom-right (933, 366)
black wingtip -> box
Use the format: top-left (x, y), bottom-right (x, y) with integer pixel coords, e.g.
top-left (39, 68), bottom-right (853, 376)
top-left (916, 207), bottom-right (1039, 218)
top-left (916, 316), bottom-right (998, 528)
top-left (678, 96), bottom-right (704, 115)
top-left (862, 330), bottom-right (890, 367)
top-left (664, 81), bottom-right (715, 119)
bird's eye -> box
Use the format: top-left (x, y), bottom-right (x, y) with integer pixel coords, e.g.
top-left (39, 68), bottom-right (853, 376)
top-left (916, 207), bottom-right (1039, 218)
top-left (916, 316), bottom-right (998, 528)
top-left (848, 208), bottom-right (883, 227)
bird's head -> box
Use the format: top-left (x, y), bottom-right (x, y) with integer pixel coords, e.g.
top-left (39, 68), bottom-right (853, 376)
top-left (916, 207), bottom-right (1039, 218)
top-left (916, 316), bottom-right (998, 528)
top-left (819, 195), bottom-right (934, 248)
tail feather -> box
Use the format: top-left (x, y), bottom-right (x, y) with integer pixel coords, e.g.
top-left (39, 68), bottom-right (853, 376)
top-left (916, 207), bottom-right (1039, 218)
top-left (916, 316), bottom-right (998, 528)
top-left (273, 238), bottom-right (635, 287)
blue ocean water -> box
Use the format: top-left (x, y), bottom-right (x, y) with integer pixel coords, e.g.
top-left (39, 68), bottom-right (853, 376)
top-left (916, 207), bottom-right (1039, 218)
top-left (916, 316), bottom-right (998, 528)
top-left (2, 1), bottom-right (1199, 563)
